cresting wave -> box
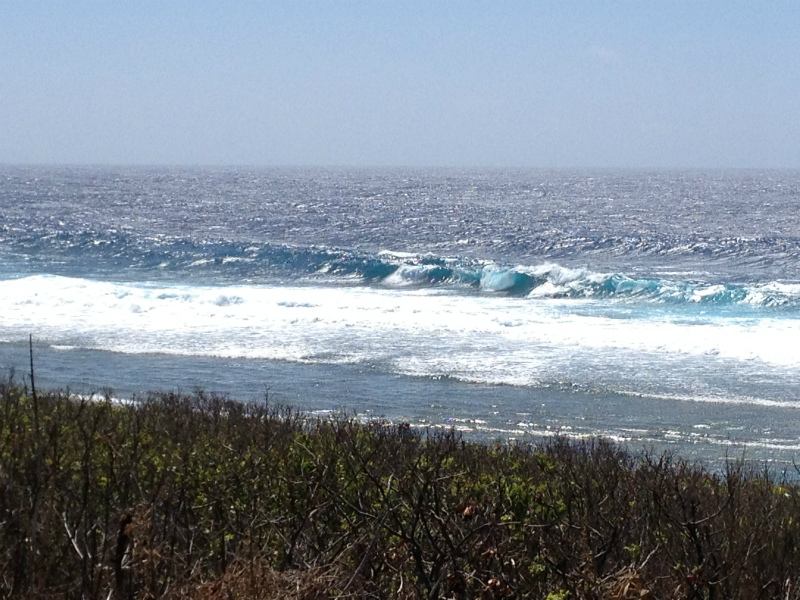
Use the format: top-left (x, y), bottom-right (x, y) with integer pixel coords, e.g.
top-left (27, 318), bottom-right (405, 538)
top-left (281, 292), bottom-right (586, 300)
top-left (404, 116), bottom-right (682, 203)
top-left (381, 258), bottom-right (800, 309)
top-left (2, 232), bottom-right (800, 309)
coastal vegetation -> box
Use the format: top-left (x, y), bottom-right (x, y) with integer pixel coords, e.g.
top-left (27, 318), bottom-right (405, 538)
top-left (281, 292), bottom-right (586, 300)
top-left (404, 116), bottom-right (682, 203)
top-left (2, 382), bottom-right (800, 599)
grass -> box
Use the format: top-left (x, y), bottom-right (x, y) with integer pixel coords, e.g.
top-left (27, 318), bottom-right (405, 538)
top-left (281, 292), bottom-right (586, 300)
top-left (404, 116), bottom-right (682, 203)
top-left (2, 382), bottom-right (800, 599)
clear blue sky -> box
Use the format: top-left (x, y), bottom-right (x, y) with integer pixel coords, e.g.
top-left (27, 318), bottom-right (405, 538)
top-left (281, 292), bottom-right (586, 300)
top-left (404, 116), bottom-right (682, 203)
top-left (1, 1), bottom-right (798, 168)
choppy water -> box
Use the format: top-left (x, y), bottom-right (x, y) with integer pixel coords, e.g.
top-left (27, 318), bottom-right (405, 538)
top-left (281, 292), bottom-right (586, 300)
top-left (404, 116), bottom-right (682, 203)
top-left (2, 166), bottom-right (800, 468)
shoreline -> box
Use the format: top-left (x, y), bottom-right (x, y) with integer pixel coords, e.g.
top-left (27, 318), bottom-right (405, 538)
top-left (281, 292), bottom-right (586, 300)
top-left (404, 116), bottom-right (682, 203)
top-left (3, 340), bottom-right (800, 471)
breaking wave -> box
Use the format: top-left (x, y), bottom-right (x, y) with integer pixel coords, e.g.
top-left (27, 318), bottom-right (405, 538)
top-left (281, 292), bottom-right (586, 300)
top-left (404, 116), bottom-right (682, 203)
top-left (2, 231), bottom-right (800, 309)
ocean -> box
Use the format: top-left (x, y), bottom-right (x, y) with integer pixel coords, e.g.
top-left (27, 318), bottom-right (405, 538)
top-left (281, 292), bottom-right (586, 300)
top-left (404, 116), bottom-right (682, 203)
top-left (2, 166), bottom-right (800, 469)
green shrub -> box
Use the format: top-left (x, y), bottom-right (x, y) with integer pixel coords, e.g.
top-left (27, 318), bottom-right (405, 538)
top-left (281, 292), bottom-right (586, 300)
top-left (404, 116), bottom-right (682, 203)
top-left (1, 383), bottom-right (799, 599)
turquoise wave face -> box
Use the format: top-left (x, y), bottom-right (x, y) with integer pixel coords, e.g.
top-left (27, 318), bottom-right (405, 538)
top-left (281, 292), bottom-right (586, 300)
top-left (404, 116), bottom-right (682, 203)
top-left (1, 231), bottom-right (799, 309)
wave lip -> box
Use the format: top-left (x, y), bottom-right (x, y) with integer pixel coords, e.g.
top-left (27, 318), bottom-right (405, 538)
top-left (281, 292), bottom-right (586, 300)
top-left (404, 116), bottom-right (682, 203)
top-left (479, 267), bottom-right (541, 294)
top-left (382, 264), bottom-right (459, 287)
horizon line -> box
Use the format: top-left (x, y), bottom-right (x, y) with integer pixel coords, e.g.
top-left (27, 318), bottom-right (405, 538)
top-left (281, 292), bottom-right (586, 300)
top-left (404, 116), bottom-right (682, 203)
top-left (1, 162), bottom-right (798, 172)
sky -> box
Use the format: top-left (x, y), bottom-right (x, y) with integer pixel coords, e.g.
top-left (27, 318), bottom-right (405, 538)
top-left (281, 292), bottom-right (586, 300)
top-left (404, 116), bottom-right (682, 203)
top-left (1, 1), bottom-right (799, 168)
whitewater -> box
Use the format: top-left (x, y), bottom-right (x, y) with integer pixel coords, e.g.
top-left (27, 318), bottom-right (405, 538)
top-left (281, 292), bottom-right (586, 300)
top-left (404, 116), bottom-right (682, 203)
top-left (2, 166), bottom-right (800, 468)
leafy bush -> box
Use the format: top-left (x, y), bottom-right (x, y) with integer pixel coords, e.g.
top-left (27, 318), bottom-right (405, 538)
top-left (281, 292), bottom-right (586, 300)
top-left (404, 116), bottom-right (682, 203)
top-left (1, 383), bottom-right (800, 599)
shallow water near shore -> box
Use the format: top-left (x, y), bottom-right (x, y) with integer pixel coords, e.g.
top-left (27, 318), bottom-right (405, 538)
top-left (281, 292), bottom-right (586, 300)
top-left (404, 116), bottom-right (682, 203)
top-left (3, 342), bottom-right (800, 472)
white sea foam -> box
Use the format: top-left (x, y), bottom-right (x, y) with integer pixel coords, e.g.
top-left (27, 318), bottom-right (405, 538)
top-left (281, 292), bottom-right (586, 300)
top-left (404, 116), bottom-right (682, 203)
top-left (381, 264), bottom-right (441, 287)
top-left (2, 274), bottom-right (800, 405)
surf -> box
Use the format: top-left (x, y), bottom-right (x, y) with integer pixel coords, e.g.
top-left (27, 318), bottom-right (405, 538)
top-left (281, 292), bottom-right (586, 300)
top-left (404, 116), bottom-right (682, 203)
top-left (2, 274), bottom-right (799, 404)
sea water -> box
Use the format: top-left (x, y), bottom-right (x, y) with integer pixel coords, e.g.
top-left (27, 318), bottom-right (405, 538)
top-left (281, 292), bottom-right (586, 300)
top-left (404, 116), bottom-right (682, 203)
top-left (2, 166), bottom-right (800, 469)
